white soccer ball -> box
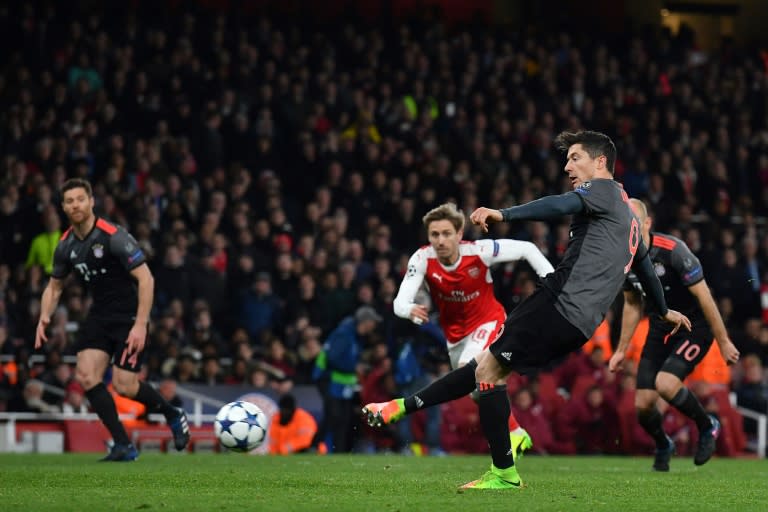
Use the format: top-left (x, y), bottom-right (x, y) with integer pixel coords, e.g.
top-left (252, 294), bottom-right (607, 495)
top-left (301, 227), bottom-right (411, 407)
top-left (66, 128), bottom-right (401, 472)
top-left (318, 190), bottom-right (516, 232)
top-left (214, 401), bottom-right (268, 452)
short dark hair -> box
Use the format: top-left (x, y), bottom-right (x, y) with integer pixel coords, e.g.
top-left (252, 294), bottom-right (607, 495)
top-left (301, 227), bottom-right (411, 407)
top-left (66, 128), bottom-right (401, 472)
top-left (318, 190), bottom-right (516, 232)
top-left (61, 178), bottom-right (93, 197)
top-left (278, 393), bottom-right (296, 410)
top-left (554, 130), bottom-right (617, 174)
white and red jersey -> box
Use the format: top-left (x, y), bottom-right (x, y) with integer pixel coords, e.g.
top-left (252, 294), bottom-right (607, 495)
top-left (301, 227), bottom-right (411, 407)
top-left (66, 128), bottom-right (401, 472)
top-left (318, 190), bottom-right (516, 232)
top-left (394, 239), bottom-right (553, 343)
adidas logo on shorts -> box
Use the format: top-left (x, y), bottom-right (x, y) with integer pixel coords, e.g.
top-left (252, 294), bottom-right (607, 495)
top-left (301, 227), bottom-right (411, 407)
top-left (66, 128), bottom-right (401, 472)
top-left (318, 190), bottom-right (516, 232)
top-left (500, 352), bottom-right (513, 360)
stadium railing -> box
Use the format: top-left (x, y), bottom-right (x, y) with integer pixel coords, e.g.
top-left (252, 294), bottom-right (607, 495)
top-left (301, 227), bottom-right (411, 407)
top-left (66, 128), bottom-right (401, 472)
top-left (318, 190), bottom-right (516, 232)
top-left (0, 384), bottom-right (223, 453)
top-left (730, 392), bottom-right (767, 458)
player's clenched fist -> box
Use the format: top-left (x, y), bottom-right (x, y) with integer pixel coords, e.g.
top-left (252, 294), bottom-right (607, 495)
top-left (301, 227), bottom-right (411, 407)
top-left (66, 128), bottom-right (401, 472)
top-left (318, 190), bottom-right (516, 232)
top-left (469, 207), bottom-right (503, 232)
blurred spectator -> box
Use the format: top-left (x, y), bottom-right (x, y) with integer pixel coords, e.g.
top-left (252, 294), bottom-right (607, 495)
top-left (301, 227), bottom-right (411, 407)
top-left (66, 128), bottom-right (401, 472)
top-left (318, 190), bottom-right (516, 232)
top-left (248, 365), bottom-right (271, 389)
top-left (238, 272), bottom-right (282, 343)
top-left (25, 206), bottom-right (62, 275)
top-left (223, 358), bottom-right (250, 386)
top-left (440, 394), bottom-right (488, 454)
top-left (109, 383), bottom-right (147, 428)
top-left (314, 305), bottom-right (382, 453)
top-left (262, 338), bottom-right (296, 382)
top-left (38, 360), bottom-right (72, 407)
top-left (158, 378), bottom-right (184, 409)
top-left (735, 355), bottom-right (768, 413)
top-left (154, 245), bottom-right (193, 311)
top-left (511, 387), bottom-right (574, 455)
top-left (294, 326), bottom-right (323, 384)
top-left (198, 356), bottom-right (224, 386)
top-left (18, 379), bottom-right (59, 413)
top-left (268, 394), bottom-right (319, 455)
top-left (360, 342), bottom-right (400, 452)
top-left (62, 381), bottom-right (88, 415)
top-left (558, 385), bottom-right (620, 454)
top-left (171, 351), bottom-right (200, 384)
top-left (392, 339), bottom-right (443, 455)
top-left (189, 306), bottom-right (227, 356)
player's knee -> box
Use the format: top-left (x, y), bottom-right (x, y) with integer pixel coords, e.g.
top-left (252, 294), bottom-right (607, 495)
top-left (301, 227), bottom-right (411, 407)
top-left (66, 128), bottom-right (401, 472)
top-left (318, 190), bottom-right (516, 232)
top-left (654, 372), bottom-right (682, 400)
top-left (112, 376), bottom-right (139, 397)
top-left (75, 370), bottom-right (99, 390)
top-left (634, 390), bottom-right (656, 412)
top-left (474, 353), bottom-right (507, 385)
top-left (635, 399), bottom-right (654, 414)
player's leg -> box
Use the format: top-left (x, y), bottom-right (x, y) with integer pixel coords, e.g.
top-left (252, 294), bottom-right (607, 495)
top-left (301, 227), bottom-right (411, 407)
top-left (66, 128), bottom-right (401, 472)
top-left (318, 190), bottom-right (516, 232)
top-left (459, 350), bottom-right (520, 491)
top-left (75, 317), bottom-right (137, 461)
top-left (112, 367), bottom-right (190, 451)
top-left (455, 324), bottom-right (533, 459)
top-left (656, 333), bottom-right (718, 465)
top-left (470, 350), bottom-right (519, 483)
top-left (362, 359), bottom-right (477, 427)
top-left (112, 337), bottom-right (190, 452)
top-left (635, 343), bottom-right (676, 471)
top-left (76, 348), bottom-right (137, 461)
top-left (635, 386), bottom-right (675, 471)
top-left (461, 289), bottom-right (570, 490)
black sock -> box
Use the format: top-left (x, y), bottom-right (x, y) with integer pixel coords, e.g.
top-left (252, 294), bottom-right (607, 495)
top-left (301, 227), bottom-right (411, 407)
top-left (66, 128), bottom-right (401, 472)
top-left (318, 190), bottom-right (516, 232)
top-left (670, 387), bottom-right (712, 431)
top-left (477, 383), bottom-right (514, 470)
top-left (85, 383), bottom-right (131, 445)
top-left (404, 360), bottom-right (477, 414)
top-left (637, 407), bottom-right (670, 449)
top-left (134, 381), bottom-right (178, 421)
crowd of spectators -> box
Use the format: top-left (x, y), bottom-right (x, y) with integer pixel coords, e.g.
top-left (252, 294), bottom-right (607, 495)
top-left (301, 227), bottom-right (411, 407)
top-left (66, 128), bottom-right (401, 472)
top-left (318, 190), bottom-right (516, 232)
top-left (0, 2), bottom-right (766, 454)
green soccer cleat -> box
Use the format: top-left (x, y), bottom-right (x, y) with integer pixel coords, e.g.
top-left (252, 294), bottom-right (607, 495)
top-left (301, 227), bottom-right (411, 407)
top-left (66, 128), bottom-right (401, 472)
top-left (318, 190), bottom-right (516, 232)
top-left (510, 429), bottom-right (533, 460)
top-left (362, 398), bottom-right (406, 427)
top-left (459, 464), bottom-right (523, 491)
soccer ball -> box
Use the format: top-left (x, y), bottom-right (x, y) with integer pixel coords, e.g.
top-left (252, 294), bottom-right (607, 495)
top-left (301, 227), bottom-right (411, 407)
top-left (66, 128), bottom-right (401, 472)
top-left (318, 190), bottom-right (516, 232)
top-left (214, 401), bottom-right (268, 452)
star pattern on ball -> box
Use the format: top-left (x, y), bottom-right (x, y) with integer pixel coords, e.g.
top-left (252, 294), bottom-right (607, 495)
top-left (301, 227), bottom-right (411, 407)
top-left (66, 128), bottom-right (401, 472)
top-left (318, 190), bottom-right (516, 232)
top-left (215, 401), bottom-right (268, 452)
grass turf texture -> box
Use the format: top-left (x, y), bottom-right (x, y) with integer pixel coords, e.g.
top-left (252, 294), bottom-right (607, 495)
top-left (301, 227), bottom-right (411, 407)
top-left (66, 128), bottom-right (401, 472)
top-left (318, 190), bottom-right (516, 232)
top-left (1, 453), bottom-right (765, 511)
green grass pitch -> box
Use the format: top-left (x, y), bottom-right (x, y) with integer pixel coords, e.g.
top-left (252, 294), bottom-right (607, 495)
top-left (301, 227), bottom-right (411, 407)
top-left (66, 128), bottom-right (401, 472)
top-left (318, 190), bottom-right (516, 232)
top-left (1, 453), bottom-right (765, 511)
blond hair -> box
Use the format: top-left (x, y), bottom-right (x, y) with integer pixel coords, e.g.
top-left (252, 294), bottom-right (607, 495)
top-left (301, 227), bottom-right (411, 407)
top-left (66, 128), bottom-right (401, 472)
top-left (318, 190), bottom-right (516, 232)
top-left (422, 203), bottom-right (465, 232)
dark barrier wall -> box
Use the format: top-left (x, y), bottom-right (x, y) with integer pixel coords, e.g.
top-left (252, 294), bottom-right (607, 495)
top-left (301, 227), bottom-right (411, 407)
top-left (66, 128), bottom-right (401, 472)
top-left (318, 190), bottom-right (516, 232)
top-left (179, 383), bottom-right (324, 425)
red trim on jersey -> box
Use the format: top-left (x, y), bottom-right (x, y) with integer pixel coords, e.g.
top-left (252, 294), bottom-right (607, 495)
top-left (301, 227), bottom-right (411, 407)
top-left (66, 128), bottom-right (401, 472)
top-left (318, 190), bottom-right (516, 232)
top-left (95, 218), bottom-right (117, 235)
top-left (59, 227), bottom-right (72, 241)
top-left (652, 236), bottom-right (676, 250)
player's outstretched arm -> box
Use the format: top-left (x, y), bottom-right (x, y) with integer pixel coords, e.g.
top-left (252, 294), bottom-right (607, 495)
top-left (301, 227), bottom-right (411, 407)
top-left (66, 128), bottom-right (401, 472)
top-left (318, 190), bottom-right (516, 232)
top-left (492, 239), bottom-right (554, 277)
top-left (35, 277), bottom-right (64, 349)
top-left (470, 194), bottom-right (584, 232)
top-left (688, 280), bottom-right (740, 365)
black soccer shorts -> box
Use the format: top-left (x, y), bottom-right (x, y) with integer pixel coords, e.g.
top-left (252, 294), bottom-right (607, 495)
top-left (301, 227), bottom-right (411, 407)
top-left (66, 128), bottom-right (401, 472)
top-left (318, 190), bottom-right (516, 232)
top-left (76, 315), bottom-right (146, 372)
top-left (636, 323), bottom-right (713, 389)
top-left (490, 287), bottom-right (588, 375)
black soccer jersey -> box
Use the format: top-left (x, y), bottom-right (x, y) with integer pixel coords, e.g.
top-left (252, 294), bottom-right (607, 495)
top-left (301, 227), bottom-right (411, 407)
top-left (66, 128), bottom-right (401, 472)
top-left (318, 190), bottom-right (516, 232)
top-left (52, 217), bottom-right (147, 318)
top-left (626, 232), bottom-right (706, 330)
top-left (542, 179), bottom-right (639, 338)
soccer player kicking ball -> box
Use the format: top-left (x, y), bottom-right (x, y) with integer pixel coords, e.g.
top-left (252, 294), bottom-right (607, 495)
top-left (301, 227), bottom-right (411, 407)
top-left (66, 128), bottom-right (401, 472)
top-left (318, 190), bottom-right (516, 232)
top-left (609, 199), bottom-right (740, 471)
top-left (35, 178), bottom-right (190, 461)
top-left (390, 202), bottom-right (554, 459)
top-left (364, 131), bottom-right (691, 490)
